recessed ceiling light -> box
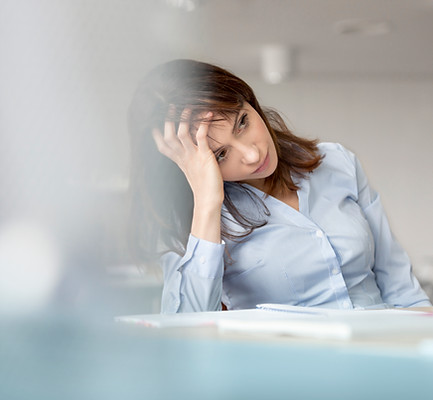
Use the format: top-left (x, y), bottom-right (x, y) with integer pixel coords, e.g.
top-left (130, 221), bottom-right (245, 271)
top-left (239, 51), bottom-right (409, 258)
top-left (165, 0), bottom-right (202, 12)
top-left (333, 19), bottom-right (391, 36)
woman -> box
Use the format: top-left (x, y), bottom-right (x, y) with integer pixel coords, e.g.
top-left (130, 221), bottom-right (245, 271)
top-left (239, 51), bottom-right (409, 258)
top-left (128, 59), bottom-right (431, 313)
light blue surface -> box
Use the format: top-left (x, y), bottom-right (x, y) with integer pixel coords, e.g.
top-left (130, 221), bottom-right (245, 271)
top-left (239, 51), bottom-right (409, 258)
top-left (1, 314), bottom-right (433, 400)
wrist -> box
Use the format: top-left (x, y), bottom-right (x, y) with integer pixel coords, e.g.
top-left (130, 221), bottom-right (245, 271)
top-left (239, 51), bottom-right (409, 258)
top-left (191, 203), bottom-right (222, 244)
top-left (193, 197), bottom-right (224, 213)
top-left (193, 202), bottom-right (222, 218)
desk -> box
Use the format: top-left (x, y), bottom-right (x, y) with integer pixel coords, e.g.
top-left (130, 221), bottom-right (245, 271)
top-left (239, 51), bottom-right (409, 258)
top-left (1, 311), bottom-right (433, 400)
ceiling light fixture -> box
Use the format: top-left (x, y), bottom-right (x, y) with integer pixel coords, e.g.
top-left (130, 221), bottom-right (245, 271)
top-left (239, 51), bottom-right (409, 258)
top-left (165, 0), bottom-right (202, 12)
top-left (333, 18), bottom-right (391, 36)
top-left (261, 44), bottom-right (291, 84)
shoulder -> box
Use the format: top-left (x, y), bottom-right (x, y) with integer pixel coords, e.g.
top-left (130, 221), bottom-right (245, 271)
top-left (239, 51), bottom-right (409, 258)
top-left (310, 142), bottom-right (359, 193)
top-left (316, 142), bottom-right (357, 173)
top-left (317, 142), bottom-right (356, 164)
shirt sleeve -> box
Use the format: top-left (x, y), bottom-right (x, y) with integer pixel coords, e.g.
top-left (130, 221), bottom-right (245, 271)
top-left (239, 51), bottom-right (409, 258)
top-left (350, 149), bottom-right (432, 307)
top-left (159, 234), bottom-right (226, 313)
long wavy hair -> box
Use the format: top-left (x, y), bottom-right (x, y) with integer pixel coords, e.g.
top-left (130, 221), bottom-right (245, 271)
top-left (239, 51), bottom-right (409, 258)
top-left (128, 59), bottom-right (322, 264)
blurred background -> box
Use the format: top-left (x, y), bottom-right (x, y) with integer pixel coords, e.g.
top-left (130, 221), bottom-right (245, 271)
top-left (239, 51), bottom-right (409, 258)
top-left (1, 0), bottom-right (433, 318)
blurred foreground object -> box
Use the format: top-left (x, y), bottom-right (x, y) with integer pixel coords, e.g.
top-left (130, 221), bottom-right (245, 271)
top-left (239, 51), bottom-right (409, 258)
top-left (1, 312), bottom-right (433, 400)
top-left (0, 220), bottom-right (61, 315)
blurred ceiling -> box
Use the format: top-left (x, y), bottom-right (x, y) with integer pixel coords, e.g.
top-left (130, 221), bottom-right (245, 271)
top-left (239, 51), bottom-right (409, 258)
top-left (144, 0), bottom-right (433, 80)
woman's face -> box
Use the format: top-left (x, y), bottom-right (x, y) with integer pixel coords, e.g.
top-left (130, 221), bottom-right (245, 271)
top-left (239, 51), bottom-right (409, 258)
top-left (205, 102), bottom-right (278, 190)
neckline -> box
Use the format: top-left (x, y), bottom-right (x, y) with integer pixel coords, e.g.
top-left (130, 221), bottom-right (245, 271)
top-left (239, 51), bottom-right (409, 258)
top-left (240, 180), bottom-right (315, 228)
top-left (241, 182), bottom-right (301, 213)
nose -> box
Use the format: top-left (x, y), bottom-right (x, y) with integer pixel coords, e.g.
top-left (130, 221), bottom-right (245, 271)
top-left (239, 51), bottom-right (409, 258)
top-left (239, 143), bottom-right (260, 165)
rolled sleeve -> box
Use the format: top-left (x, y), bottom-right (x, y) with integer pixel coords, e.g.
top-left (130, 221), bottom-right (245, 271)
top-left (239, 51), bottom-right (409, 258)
top-left (160, 235), bottom-right (225, 313)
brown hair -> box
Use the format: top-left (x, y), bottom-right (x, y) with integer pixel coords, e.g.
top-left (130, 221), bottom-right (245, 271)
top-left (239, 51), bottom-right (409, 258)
top-left (128, 59), bottom-right (322, 263)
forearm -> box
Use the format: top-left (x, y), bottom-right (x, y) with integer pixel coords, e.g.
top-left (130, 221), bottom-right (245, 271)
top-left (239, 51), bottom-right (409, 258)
top-left (190, 201), bottom-right (223, 244)
top-left (160, 234), bottom-right (225, 313)
top-left (364, 193), bottom-right (431, 307)
top-left (153, 108), bottom-right (226, 312)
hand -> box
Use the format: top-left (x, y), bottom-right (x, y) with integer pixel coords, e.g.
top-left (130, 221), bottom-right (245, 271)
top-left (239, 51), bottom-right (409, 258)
top-left (152, 108), bottom-right (224, 210)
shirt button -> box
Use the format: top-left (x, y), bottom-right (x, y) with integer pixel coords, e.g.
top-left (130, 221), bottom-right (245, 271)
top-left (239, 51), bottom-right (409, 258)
top-left (199, 256), bottom-right (206, 264)
top-left (332, 268), bottom-right (339, 275)
top-left (316, 230), bottom-right (324, 238)
top-left (342, 300), bottom-right (351, 309)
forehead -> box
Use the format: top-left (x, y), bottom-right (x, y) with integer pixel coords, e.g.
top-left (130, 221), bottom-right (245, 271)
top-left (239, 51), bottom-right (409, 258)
top-left (206, 120), bottom-right (233, 149)
top-left (189, 109), bottom-right (238, 144)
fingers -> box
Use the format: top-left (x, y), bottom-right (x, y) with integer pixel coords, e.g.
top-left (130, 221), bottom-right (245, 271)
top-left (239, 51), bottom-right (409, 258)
top-left (152, 128), bottom-right (174, 159)
top-left (151, 106), bottom-right (191, 162)
top-left (152, 106), bottom-right (213, 161)
top-left (153, 106), bottom-right (186, 160)
top-left (195, 112), bottom-right (213, 151)
top-left (177, 108), bottom-right (195, 151)
top-left (163, 120), bottom-right (177, 142)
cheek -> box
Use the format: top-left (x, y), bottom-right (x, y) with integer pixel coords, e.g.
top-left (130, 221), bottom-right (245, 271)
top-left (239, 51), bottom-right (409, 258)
top-left (219, 166), bottom-right (235, 182)
top-left (219, 162), bottom-right (241, 182)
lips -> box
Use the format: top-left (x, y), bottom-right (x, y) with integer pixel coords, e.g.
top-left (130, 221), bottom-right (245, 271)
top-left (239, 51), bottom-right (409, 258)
top-left (253, 152), bottom-right (270, 174)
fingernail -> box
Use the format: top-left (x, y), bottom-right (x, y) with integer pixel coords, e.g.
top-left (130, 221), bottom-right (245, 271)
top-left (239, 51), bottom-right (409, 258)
top-left (167, 104), bottom-right (176, 117)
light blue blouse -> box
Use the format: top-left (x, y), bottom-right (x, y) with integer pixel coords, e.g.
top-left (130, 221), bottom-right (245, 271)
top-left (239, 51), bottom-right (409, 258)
top-left (160, 143), bottom-right (431, 313)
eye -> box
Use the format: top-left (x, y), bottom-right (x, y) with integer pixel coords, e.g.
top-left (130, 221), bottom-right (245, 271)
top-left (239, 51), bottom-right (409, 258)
top-left (215, 149), bottom-right (228, 163)
top-left (238, 113), bottom-right (248, 132)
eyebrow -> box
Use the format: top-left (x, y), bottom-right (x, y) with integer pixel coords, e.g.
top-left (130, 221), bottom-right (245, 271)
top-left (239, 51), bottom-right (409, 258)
top-left (231, 110), bottom-right (241, 136)
top-left (209, 110), bottom-right (242, 155)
